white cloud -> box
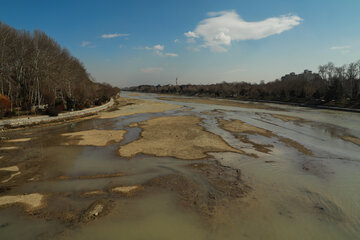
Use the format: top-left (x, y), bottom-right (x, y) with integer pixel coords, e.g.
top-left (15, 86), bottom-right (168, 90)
top-left (143, 44), bottom-right (164, 51)
top-left (174, 39), bottom-right (180, 43)
top-left (153, 44), bottom-right (164, 51)
top-left (141, 44), bottom-right (177, 57)
top-left (185, 10), bottom-right (302, 52)
top-left (101, 33), bottom-right (130, 38)
top-left (141, 67), bottom-right (163, 73)
top-left (81, 41), bottom-right (91, 47)
top-left (165, 53), bottom-right (178, 57)
top-left (184, 31), bottom-right (199, 38)
top-left (330, 46), bottom-right (351, 50)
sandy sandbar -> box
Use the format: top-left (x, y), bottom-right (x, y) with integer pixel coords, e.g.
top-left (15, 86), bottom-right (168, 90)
top-left (5, 138), bottom-right (32, 143)
top-left (111, 185), bottom-right (141, 194)
top-left (271, 114), bottom-right (307, 122)
top-left (0, 146), bottom-right (19, 150)
top-left (119, 115), bottom-right (247, 160)
top-left (158, 97), bottom-right (284, 111)
top-left (0, 193), bottom-right (45, 211)
top-left (61, 129), bottom-right (126, 146)
top-left (219, 119), bottom-right (313, 156)
top-left (0, 165), bottom-right (19, 172)
top-left (99, 97), bottom-right (181, 119)
top-left (342, 136), bottom-right (360, 147)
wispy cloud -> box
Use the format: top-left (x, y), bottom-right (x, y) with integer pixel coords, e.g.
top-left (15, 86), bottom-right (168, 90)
top-left (101, 33), bottom-right (130, 38)
top-left (330, 45), bottom-right (351, 50)
top-left (141, 67), bottom-right (163, 73)
top-left (174, 39), bottom-right (180, 43)
top-left (142, 44), bottom-right (164, 51)
top-left (185, 10), bottom-right (302, 52)
top-left (81, 41), bottom-right (91, 47)
top-left (81, 41), bottom-right (95, 48)
top-left (165, 53), bottom-right (178, 57)
top-left (138, 44), bottom-right (178, 57)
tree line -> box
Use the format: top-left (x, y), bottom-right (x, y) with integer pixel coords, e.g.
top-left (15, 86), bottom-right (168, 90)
top-left (0, 21), bottom-right (119, 117)
top-left (125, 61), bottom-right (360, 109)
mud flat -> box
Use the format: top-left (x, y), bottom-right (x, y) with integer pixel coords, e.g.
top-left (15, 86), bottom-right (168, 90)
top-left (99, 97), bottom-right (181, 119)
top-left (218, 119), bottom-right (313, 156)
top-left (144, 161), bottom-right (250, 225)
top-left (119, 115), bottom-right (247, 160)
top-left (61, 129), bottom-right (126, 146)
top-left (158, 97), bottom-right (284, 111)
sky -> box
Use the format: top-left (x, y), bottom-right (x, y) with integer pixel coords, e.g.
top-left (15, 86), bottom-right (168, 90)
top-left (1, 0), bottom-right (360, 87)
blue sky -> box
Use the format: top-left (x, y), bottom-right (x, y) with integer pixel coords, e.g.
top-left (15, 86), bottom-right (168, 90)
top-left (1, 0), bottom-right (359, 87)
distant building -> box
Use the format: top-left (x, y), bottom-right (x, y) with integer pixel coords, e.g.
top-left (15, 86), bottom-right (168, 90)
top-left (281, 70), bottom-right (321, 82)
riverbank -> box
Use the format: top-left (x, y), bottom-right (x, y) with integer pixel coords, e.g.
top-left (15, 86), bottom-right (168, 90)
top-left (0, 98), bottom-right (115, 130)
top-left (125, 91), bottom-right (360, 113)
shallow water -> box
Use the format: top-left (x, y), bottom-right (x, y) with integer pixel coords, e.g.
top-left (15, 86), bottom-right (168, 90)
top-left (1, 91), bottom-right (360, 239)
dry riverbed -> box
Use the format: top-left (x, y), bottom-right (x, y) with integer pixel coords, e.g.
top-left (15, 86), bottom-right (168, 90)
top-left (1, 93), bottom-right (359, 239)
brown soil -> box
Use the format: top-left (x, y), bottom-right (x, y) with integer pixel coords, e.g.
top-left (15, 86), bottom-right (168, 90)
top-left (61, 129), bottom-right (126, 146)
top-left (218, 119), bottom-right (313, 156)
top-left (341, 136), bottom-right (360, 147)
top-left (119, 115), bottom-right (249, 160)
top-left (158, 97), bottom-right (284, 111)
top-left (99, 97), bottom-right (181, 119)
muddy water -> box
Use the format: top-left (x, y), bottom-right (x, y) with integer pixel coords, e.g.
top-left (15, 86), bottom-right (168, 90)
top-left (1, 92), bottom-right (360, 239)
